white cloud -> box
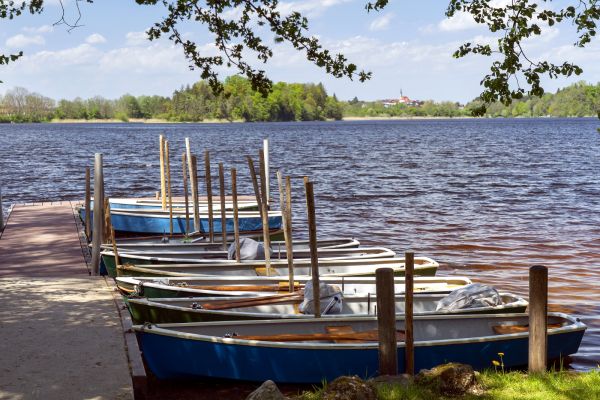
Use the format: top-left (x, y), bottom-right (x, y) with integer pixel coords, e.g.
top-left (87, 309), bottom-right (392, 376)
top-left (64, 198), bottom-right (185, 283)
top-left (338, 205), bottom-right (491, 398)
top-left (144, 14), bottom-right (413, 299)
top-left (22, 25), bottom-right (54, 34)
top-left (439, 12), bottom-right (479, 32)
top-left (369, 13), bottom-right (394, 31)
top-left (125, 31), bottom-right (148, 46)
top-left (5, 34), bottom-right (45, 48)
top-left (85, 33), bottom-right (107, 44)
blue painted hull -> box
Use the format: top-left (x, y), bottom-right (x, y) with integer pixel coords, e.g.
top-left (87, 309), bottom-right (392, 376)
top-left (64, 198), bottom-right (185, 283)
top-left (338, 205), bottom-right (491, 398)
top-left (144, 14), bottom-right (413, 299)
top-left (80, 208), bottom-right (281, 235)
top-left (137, 321), bottom-right (585, 383)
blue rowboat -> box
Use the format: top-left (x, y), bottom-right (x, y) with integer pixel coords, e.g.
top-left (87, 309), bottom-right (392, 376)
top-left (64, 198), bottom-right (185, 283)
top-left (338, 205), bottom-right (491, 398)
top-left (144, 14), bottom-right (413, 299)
top-left (133, 312), bottom-right (585, 383)
top-left (80, 208), bottom-right (282, 235)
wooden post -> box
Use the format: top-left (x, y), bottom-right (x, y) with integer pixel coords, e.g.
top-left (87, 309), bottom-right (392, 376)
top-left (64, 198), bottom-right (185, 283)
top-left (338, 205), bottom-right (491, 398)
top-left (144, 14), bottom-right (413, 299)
top-left (90, 153), bottom-right (104, 276)
top-left (84, 166), bottom-right (91, 240)
top-left (182, 153), bottom-right (190, 235)
top-left (529, 265), bottom-right (548, 373)
top-left (0, 184), bottom-right (4, 230)
top-left (376, 267), bottom-right (398, 376)
top-left (166, 140), bottom-right (173, 236)
top-left (218, 163), bottom-right (227, 250)
top-left (405, 250), bottom-right (415, 376)
top-left (155, 191), bottom-right (159, 200)
top-left (258, 150), bottom-right (271, 275)
top-left (231, 168), bottom-right (241, 262)
top-left (246, 156), bottom-right (263, 215)
top-left (263, 138), bottom-right (270, 205)
top-left (191, 155), bottom-right (200, 234)
top-left (204, 150), bottom-right (214, 242)
top-left (304, 179), bottom-right (320, 317)
top-left (103, 197), bottom-right (112, 243)
top-left (185, 138), bottom-right (200, 233)
top-left (277, 171), bottom-right (294, 292)
top-left (159, 135), bottom-right (167, 210)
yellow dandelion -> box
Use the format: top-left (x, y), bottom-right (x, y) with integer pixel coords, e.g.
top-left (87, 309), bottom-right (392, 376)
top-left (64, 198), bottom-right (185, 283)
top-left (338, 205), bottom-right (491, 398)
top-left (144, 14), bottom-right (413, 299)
top-left (498, 352), bottom-right (505, 357)
top-left (492, 360), bottom-right (500, 366)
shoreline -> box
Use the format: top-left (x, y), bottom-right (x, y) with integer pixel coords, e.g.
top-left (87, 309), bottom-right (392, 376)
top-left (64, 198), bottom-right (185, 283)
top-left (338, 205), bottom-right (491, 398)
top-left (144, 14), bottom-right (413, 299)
top-left (5, 115), bottom-right (595, 124)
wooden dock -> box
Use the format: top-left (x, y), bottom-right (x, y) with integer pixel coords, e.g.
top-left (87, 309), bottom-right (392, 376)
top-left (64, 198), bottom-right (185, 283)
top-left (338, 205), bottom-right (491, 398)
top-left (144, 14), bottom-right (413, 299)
top-left (0, 202), bottom-right (136, 400)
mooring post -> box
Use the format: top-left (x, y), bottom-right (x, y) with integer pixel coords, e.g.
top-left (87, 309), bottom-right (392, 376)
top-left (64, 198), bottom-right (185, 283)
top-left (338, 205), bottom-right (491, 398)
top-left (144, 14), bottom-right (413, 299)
top-left (84, 166), bottom-right (91, 240)
top-left (0, 184), bottom-right (4, 230)
top-left (246, 156), bottom-right (263, 215)
top-left (277, 171), bottom-right (294, 292)
top-left (159, 135), bottom-right (167, 210)
top-left (204, 150), bottom-right (214, 242)
top-left (376, 267), bottom-right (398, 375)
top-left (231, 168), bottom-right (241, 262)
top-left (263, 138), bottom-right (270, 204)
top-left (258, 150), bottom-right (272, 275)
top-left (185, 138), bottom-right (200, 233)
top-left (166, 140), bottom-right (173, 236)
top-left (182, 152), bottom-right (190, 235)
top-left (529, 265), bottom-right (548, 373)
top-left (285, 176), bottom-right (294, 290)
top-left (218, 163), bottom-right (227, 250)
top-left (304, 179), bottom-right (320, 317)
top-left (405, 250), bottom-right (415, 376)
top-left (90, 153), bottom-right (104, 276)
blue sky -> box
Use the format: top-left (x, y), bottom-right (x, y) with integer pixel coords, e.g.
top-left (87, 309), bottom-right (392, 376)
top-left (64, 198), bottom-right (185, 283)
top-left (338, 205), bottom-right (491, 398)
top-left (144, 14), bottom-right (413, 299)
top-left (1, 0), bottom-right (599, 102)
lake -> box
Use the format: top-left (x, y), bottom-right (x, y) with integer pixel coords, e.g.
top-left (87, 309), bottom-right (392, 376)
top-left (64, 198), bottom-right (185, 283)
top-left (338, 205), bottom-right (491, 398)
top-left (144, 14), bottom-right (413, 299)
top-left (1, 118), bottom-right (599, 370)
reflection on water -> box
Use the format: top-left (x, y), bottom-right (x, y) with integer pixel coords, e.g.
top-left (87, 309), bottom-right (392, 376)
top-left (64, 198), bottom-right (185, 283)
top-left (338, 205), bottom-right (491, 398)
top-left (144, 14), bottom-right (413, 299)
top-left (1, 118), bottom-right (599, 370)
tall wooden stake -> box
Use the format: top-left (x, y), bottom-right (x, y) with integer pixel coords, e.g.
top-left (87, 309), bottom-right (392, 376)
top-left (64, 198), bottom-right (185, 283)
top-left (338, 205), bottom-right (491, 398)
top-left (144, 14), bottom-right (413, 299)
top-left (231, 168), bottom-right (241, 262)
top-left (84, 166), bottom-right (91, 240)
top-left (277, 171), bottom-right (294, 292)
top-left (0, 184), bottom-right (4, 230)
top-left (159, 135), bottom-right (167, 210)
top-left (304, 179), bottom-right (320, 317)
top-left (529, 265), bottom-right (548, 373)
top-left (204, 150), bottom-right (214, 242)
top-left (405, 250), bottom-right (415, 376)
top-left (90, 153), bottom-right (104, 276)
top-left (186, 138), bottom-right (200, 233)
top-left (246, 156), bottom-right (263, 215)
top-left (182, 153), bottom-right (190, 235)
top-left (259, 150), bottom-right (271, 275)
top-left (218, 163), bottom-right (227, 249)
top-left (376, 267), bottom-right (398, 376)
top-left (166, 140), bottom-right (173, 236)
top-left (263, 138), bottom-right (270, 204)
top-left (191, 155), bottom-right (200, 234)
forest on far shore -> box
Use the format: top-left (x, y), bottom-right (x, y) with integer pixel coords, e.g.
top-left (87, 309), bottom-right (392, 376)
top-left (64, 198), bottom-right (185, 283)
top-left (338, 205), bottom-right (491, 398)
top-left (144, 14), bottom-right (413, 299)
top-left (0, 77), bottom-right (599, 123)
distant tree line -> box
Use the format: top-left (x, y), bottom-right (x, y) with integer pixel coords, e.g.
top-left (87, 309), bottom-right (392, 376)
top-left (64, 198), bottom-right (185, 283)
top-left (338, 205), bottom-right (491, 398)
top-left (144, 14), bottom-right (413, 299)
top-left (0, 76), bottom-right (343, 123)
top-left (1, 79), bottom-right (599, 123)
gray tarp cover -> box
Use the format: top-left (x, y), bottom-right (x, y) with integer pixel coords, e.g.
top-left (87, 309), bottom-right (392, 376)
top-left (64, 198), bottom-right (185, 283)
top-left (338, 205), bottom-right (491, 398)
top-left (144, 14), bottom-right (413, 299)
top-left (299, 281), bottom-right (344, 315)
top-left (227, 238), bottom-right (273, 260)
top-left (435, 283), bottom-right (502, 312)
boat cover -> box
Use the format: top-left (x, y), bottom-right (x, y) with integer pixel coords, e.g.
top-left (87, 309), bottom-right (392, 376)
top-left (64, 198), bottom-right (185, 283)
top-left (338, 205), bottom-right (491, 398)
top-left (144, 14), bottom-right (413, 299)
top-left (299, 281), bottom-right (344, 315)
top-left (227, 238), bottom-right (273, 260)
top-left (435, 283), bottom-right (501, 312)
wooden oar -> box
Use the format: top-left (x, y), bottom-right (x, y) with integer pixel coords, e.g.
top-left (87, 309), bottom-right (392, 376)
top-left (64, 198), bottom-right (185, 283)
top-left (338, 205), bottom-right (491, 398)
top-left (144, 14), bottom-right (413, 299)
top-left (199, 292), bottom-right (304, 310)
top-left (179, 283), bottom-right (303, 292)
top-left (493, 323), bottom-right (564, 335)
top-left (235, 328), bottom-right (406, 342)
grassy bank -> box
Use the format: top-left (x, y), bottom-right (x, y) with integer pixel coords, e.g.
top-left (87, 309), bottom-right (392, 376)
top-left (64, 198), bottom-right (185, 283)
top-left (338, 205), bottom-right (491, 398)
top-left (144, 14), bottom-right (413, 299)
top-left (298, 370), bottom-right (600, 400)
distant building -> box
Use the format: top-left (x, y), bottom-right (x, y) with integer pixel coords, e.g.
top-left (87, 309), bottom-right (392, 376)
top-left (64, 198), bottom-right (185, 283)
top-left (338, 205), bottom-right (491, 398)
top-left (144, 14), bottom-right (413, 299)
top-left (381, 94), bottom-right (423, 108)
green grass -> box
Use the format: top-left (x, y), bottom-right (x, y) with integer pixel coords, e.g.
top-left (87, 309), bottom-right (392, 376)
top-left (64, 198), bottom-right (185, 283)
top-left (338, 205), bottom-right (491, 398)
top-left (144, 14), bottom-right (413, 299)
top-left (296, 370), bottom-right (600, 400)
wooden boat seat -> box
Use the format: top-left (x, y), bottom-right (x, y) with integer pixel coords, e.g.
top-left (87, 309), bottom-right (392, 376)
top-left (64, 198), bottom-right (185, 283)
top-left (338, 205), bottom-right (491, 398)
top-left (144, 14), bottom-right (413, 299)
top-left (492, 322), bottom-right (564, 334)
top-left (234, 326), bottom-right (406, 343)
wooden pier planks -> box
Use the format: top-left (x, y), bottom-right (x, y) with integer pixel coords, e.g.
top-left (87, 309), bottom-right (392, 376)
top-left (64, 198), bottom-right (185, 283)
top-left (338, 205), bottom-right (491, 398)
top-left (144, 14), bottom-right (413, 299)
top-left (0, 202), bottom-right (88, 277)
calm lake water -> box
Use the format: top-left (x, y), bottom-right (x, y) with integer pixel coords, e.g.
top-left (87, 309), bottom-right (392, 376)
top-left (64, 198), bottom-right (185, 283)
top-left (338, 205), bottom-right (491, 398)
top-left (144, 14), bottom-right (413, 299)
top-left (1, 118), bottom-right (599, 371)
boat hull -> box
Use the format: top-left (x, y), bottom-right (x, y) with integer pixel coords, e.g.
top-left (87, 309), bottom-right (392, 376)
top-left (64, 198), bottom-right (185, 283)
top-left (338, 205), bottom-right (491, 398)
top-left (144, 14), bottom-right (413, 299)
top-left (135, 314), bottom-right (585, 383)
